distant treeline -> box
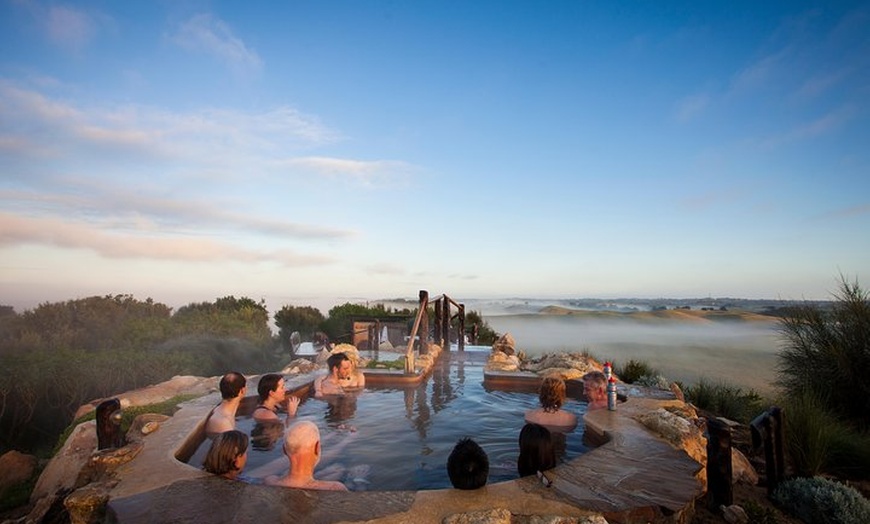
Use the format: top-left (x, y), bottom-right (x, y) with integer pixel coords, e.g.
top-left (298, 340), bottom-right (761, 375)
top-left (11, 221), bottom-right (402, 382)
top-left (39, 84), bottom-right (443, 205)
top-left (0, 295), bottom-right (498, 455)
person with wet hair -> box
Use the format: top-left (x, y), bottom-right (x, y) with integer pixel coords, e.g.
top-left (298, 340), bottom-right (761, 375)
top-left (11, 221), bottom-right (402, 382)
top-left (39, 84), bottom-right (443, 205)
top-left (206, 371), bottom-right (247, 438)
top-left (265, 420), bottom-right (348, 491)
top-left (517, 423), bottom-right (556, 478)
top-left (447, 437), bottom-right (489, 490)
top-left (582, 371), bottom-right (608, 411)
top-left (203, 429), bottom-right (249, 480)
top-left (524, 375), bottom-right (578, 429)
top-left (315, 352), bottom-right (365, 397)
top-left (253, 373), bottom-right (299, 423)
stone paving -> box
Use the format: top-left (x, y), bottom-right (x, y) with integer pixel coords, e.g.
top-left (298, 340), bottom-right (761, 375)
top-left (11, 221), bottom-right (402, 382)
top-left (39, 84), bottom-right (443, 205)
top-left (101, 356), bottom-right (705, 524)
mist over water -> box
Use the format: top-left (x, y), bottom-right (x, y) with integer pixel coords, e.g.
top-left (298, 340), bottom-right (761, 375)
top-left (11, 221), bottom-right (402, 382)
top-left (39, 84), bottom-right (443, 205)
top-left (486, 315), bottom-right (784, 395)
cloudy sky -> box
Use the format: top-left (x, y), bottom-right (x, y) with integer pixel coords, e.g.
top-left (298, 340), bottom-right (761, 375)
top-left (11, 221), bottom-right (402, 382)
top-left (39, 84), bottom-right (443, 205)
top-left (1, 1), bottom-right (868, 314)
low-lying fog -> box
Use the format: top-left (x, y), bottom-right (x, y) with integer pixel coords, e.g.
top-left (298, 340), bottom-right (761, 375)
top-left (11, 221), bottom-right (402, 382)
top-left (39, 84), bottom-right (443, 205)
top-left (485, 315), bottom-right (784, 396)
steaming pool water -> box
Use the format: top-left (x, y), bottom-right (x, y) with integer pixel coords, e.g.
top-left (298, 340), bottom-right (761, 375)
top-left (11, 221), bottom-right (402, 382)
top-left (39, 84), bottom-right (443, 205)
top-left (187, 350), bottom-right (590, 490)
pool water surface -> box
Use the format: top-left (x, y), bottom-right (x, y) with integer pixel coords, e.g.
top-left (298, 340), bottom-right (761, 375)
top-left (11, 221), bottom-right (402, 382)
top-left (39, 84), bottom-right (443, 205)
top-left (190, 351), bottom-right (590, 490)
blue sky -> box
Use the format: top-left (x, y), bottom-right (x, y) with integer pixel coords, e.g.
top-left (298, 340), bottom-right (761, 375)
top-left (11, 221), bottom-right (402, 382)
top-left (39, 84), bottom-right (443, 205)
top-left (1, 0), bottom-right (868, 314)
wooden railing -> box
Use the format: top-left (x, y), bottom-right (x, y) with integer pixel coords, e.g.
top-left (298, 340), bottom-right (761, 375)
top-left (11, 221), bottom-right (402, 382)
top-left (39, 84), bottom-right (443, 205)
top-left (403, 289), bottom-right (467, 374)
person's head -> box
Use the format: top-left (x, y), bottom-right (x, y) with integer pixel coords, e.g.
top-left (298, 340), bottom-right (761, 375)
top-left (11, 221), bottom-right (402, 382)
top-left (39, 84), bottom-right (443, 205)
top-left (539, 376), bottom-right (567, 412)
top-left (283, 420), bottom-right (321, 465)
top-left (327, 352), bottom-right (353, 380)
top-left (219, 372), bottom-right (247, 400)
top-left (203, 430), bottom-right (249, 478)
top-left (518, 423), bottom-right (556, 477)
top-left (447, 438), bottom-right (489, 490)
top-left (257, 374), bottom-right (285, 403)
top-left (582, 371), bottom-right (607, 403)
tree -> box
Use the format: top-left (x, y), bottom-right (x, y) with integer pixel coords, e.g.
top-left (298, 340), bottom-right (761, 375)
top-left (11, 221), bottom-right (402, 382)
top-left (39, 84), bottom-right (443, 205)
top-left (777, 276), bottom-right (870, 429)
top-left (465, 310), bottom-right (500, 345)
top-left (274, 305), bottom-right (325, 352)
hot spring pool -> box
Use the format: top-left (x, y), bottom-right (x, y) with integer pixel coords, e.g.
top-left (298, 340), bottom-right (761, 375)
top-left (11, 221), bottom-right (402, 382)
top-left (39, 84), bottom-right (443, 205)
top-left (187, 350), bottom-right (590, 490)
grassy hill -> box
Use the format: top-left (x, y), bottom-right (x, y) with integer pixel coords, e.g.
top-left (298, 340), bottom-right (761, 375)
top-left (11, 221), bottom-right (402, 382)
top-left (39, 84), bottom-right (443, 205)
top-left (537, 306), bottom-right (777, 324)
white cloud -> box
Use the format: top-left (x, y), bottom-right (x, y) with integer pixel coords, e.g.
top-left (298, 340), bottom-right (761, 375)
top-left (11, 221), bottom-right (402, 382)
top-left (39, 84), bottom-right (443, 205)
top-left (169, 13), bottom-right (263, 76)
top-left (0, 83), bottom-right (340, 162)
top-left (0, 212), bottom-right (334, 267)
top-left (277, 156), bottom-right (414, 185)
top-left (674, 93), bottom-right (710, 123)
top-left (759, 104), bottom-right (856, 148)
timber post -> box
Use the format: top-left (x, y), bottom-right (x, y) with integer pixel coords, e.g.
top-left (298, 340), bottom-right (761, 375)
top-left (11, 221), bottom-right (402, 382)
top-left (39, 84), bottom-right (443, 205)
top-left (434, 298), bottom-right (443, 347)
top-left (418, 290), bottom-right (429, 355)
top-left (458, 304), bottom-right (466, 350)
top-left (442, 297), bottom-right (450, 349)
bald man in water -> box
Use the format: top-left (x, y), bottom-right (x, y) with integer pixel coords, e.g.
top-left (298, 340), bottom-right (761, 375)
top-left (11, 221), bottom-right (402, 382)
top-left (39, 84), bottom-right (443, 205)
top-left (265, 421), bottom-right (348, 491)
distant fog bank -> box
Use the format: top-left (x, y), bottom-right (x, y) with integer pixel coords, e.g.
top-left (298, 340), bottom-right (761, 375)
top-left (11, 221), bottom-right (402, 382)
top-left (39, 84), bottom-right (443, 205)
top-left (486, 314), bottom-right (783, 395)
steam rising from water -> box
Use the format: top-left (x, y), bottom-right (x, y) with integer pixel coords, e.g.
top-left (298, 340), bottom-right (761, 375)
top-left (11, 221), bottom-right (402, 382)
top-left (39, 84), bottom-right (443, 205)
top-left (486, 315), bottom-right (783, 395)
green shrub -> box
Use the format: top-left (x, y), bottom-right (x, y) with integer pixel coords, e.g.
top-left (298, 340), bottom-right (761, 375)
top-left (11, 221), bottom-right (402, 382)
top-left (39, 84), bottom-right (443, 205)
top-left (634, 374), bottom-right (671, 389)
top-left (684, 379), bottom-right (763, 424)
top-left (614, 359), bottom-right (657, 384)
top-left (777, 276), bottom-right (870, 431)
top-left (784, 392), bottom-right (870, 478)
top-left (365, 358), bottom-right (405, 370)
top-left (743, 499), bottom-right (780, 524)
top-left (772, 476), bottom-right (870, 524)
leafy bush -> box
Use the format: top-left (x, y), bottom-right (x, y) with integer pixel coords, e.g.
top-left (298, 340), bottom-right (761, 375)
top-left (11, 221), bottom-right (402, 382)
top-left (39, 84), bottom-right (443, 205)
top-left (684, 379), bottom-right (764, 424)
top-left (777, 276), bottom-right (870, 430)
top-left (772, 476), bottom-right (870, 524)
top-left (465, 310), bottom-right (499, 345)
top-left (783, 392), bottom-right (870, 478)
top-left (743, 499), bottom-right (780, 524)
top-left (634, 374), bottom-right (671, 390)
top-left (614, 359), bottom-right (657, 384)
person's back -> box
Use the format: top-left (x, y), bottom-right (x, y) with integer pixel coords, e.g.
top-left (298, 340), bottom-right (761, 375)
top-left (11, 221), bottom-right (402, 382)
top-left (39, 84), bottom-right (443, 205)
top-left (517, 423), bottom-right (556, 477)
top-left (206, 372), bottom-right (247, 438)
top-left (447, 437), bottom-right (489, 490)
top-left (524, 376), bottom-right (577, 429)
top-left (265, 420), bottom-right (348, 491)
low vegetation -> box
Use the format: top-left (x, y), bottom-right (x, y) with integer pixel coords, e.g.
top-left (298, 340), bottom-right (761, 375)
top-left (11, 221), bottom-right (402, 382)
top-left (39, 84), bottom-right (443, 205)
top-left (683, 379), bottom-right (764, 424)
top-left (773, 476), bottom-right (870, 524)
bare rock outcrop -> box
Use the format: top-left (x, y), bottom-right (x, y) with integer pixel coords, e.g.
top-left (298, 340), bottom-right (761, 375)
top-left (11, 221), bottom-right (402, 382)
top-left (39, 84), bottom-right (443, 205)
top-left (0, 450), bottom-right (38, 496)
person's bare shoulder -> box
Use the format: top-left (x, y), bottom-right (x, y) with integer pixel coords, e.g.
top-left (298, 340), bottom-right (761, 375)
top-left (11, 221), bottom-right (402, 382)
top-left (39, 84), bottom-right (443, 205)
top-left (315, 480), bottom-right (349, 491)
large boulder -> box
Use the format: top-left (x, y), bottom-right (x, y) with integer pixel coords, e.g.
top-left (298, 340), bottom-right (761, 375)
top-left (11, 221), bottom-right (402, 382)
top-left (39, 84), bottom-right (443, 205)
top-left (635, 406), bottom-right (707, 473)
top-left (74, 375), bottom-right (217, 419)
top-left (0, 450), bottom-right (38, 495)
top-left (492, 333), bottom-right (517, 356)
top-left (521, 352), bottom-right (600, 378)
top-left (31, 421), bottom-right (97, 502)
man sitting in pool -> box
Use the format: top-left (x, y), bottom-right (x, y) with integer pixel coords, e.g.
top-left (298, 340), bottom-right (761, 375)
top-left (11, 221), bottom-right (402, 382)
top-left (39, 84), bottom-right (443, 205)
top-left (206, 371), bottom-right (247, 438)
top-left (582, 371), bottom-right (608, 411)
top-left (253, 373), bottom-right (300, 424)
top-left (314, 352), bottom-right (365, 397)
top-left (264, 420), bottom-right (349, 491)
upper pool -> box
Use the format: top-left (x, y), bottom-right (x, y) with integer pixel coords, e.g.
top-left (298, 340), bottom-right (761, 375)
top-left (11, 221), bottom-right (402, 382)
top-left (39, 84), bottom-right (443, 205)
top-left (187, 350), bottom-right (590, 490)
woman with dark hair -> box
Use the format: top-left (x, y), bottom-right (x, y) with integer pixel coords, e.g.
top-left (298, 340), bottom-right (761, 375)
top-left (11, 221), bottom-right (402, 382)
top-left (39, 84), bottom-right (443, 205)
top-left (203, 430), bottom-right (249, 480)
top-left (524, 375), bottom-right (578, 429)
top-left (517, 423), bottom-right (556, 477)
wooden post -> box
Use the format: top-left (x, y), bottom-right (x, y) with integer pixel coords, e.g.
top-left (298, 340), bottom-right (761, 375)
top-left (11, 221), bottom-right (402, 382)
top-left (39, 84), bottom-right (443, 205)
top-left (471, 323), bottom-right (479, 345)
top-left (706, 418), bottom-right (733, 509)
top-left (442, 297), bottom-right (450, 349)
top-left (418, 290), bottom-right (429, 355)
top-left (433, 298), bottom-right (443, 347)
top-left (373, 320), bottom-right (381, 353)
top-left (458, 304), bottom-right (466, 351)
top-left (771, 406), bottom-right (785, 490)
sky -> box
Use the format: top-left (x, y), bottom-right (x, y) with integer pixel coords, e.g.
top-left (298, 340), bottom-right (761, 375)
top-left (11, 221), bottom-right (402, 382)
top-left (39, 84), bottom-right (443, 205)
top-left (1, 0), bottom-right (868, 315)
